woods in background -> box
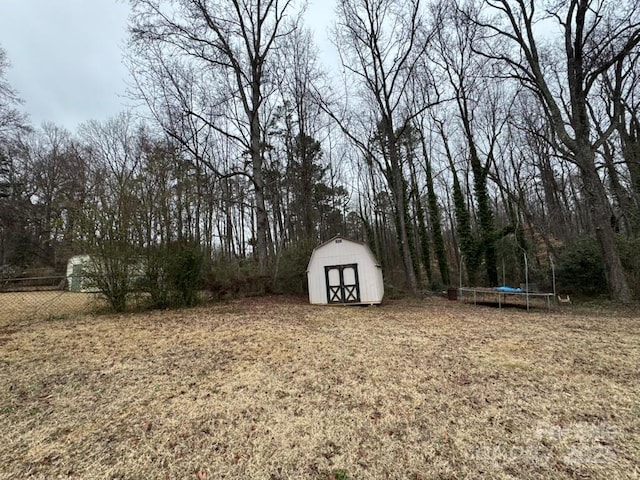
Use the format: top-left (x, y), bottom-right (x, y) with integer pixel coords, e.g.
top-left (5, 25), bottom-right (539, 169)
top-left (2, 0), bottom-right (640, 306)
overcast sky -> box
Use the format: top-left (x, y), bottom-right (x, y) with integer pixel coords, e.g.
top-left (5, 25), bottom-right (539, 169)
top-left (0, 0), bottom-right (336, 132)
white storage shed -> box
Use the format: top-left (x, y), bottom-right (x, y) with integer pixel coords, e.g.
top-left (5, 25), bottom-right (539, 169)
top-left (66, 254), bottom-right (99, 292)
top-left (307, 236), bottom-right (384, 305)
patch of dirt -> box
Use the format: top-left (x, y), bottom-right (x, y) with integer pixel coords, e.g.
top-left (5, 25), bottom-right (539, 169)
top-left (0, 297), bottom-right (638, 479)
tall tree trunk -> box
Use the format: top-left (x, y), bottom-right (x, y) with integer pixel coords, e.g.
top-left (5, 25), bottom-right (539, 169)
top-left (421, 135), bottom-right (450, 286)
top-left (618, 116), bottom-right (640, 232)
top-left (250, 83), bottom-right (269, 273)
top-left (440, 127), bottom-right (479, 285)
top-left (462, 113), bottom-right (498, 286)
top-left (388, 134), bottom-right (418, 293)
top-left (579, 146), bottom-right (632, 302)
top-left (622, 117), bottom-right (640, 202)
top-left (601, 140), bottom-right (633, 235)
top-left (538, 154), bottom-right (569, 242)
top-left (408, 155), bottom-right (431, 285)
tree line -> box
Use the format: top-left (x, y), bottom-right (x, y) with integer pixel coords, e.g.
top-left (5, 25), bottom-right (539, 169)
top-left (1, 0), bottom-right (640, 305)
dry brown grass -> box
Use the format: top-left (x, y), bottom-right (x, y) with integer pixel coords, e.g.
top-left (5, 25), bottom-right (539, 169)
top-left (1, 296), bottom-right (639, 480)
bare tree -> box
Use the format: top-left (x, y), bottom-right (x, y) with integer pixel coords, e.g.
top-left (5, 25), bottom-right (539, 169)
top-left (77, 114), bottom-right (145, 311)
top-left (270, 27), bottom-right (330, 244)
top-left (0, 45), bottom-right (31, 268)
top-left (603, 50), bottom-right (640, 232)
top-left (129, 0), bottom-right (302, 273)
top-left (472, 0), bottom-right (640, 301)
top-left (333, 0), bottom-right (436, 292)
top-left (0, 46), bottom-right (28, 141)
top-left (431, 1), bottom-right (516, 286)
top-left (19, 123), bottom-right (88, 267)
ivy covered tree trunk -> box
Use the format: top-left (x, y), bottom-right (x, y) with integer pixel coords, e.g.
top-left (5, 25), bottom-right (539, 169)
top-left (440, 126), bottom-right (479, 286)
top-left (388, 136), bottom-right (419, 293)
top-left (408, 156), bottom-right (432, 285)
top-left (450, 165), bottom-right (480, 286)
top-left (462, 115), bottom-right (498, 286)
top-left (421, 135), bottom-right (450, 286)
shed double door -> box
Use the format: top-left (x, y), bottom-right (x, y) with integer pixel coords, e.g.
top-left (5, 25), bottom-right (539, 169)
top-left (325, 264), bottom-right (360, 304)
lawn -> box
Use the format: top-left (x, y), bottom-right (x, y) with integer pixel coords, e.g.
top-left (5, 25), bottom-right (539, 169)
top-left (1, 296), bottom-right (638, 479)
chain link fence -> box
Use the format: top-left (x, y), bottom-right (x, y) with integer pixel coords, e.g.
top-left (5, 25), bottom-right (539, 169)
top-left (0, 275), bottom-right (103, 325)
top-left (0, 274), bottom-right (222, 325)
